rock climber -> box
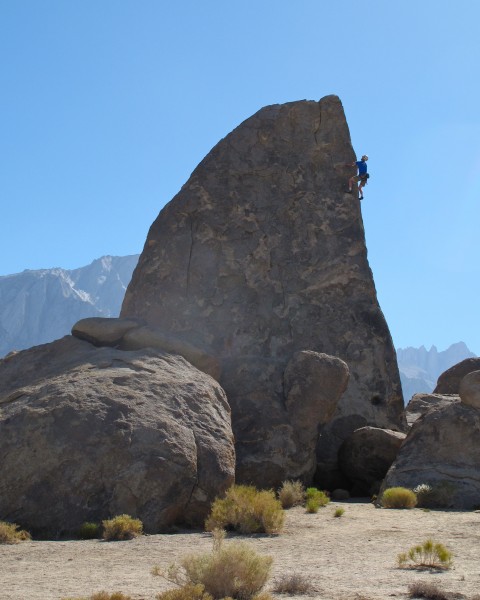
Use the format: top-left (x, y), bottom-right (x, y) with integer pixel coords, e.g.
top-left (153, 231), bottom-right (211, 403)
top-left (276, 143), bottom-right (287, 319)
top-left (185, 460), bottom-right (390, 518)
top-left (347, 155), bottom-right (369, 200)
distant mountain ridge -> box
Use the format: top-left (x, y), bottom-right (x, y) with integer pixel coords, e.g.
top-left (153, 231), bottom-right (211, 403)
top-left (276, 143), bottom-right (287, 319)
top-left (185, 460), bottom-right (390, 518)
top-left (397, 342), bottom-right (477, 402)
top-left (0, 255), bottom-right (139, 357)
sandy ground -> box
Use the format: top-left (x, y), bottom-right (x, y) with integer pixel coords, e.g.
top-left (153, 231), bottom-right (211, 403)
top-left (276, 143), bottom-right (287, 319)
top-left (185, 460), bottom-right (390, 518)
top-left (1, 501), bottom-right (480, 600)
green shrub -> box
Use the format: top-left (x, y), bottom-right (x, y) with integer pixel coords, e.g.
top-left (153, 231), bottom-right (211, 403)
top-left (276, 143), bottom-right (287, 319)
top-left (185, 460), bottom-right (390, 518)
top-left (333, 507), bottom-right (345, 518)
top-left (153, 529), bottom-right (273, 600)
top-left (0, 520), bottom-right (31, 544)
top-left (413, 482), bottom-right (456, 508)
top-left (277, 480), bottom-right (305, 509)
top-left (305, 488), bottom-right (329, 513)
top-left (398, 539), bottom-right (452, 569)
top-left (273, 573), bottom-right (315, 595)
top-left (102, 514), bottom-right (143, 541)
top-left (381, 487), bottom-right (417, 509)
top-left (205, 485), bottom-right (284, 534)
top-left (77, 522), bottom-right (101, 540)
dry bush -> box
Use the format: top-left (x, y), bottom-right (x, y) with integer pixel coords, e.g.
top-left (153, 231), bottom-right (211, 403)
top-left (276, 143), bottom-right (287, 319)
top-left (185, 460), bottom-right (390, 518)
top-left (153, 529), bottom-right (273, 600)
top-left (305, 488), bottom-right (329, 513)
top-left (277, 480), bottom-right (305, 509)
top-left (273, 573), bottom-right (315, 595)
top-left (205, 485), bottom-right (284, 534)
top-left (102, 514), bottom-right (143, 541)
top-left (156, 583), bottom-right (213, 600)
top-left (381, 487), bottom-right (417, 509)
top-left (0, 520), bottom-right (31, 544)
top-left (77, 522), bottom-right (101, 540)
top-left (413, 482), bottom-right (456, 509)
top-left (398, 539), bottom-right (453, 569)
top-left (62, 593), bottom-right (132, 600)
top-left (407, 580), bottom-right (450, 599)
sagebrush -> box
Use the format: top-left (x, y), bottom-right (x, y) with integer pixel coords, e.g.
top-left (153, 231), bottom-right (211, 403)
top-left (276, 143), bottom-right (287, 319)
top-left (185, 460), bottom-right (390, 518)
top-left (0, 520), bottom-right (31, 544)
top-left (153, 529), bottom-right (273, 600)
top-left (273, 573), bottom-right (315, 595)
top-left (102, 514), bottom-right (143, 541)
top-left (305, 488), bottom-right (329, 513)
top-left (407, 580), bottom-right (450, 599)
top-left (398, 539), bottom-right (453, 569)
top-left (277, 480), bottom-right (305, 509)
top-left (381, 487), bottom-right (417, 509)
top-left (205, 485), bottom-right (284, 534)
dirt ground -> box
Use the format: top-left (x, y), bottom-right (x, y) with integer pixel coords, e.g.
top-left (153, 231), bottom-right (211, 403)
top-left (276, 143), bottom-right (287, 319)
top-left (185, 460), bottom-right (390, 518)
top-left (1, 501), bottom-right (480, 600)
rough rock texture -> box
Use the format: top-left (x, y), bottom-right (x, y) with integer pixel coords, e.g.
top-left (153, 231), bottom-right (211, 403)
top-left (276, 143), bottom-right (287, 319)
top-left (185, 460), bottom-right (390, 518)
top-left (405, 392), bottom-right (459, 426)
top-left (434, 357), bottom-right (480, 394)
top-left (459, 370), bottom-right (480, 409)
top-left (338, 427), bottom-right (406, 495)
top-left (380, 398), bottom-right (480, 509)
top-left (71, 317), bottom-right (220, 380)
top-left (0, 336), bottom-right (235, 535)
top-left (121, 95), bottom-right (405, 487)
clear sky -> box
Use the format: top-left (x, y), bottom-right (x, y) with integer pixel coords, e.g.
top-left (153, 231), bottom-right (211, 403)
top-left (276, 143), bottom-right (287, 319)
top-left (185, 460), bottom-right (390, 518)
top-left (1, 1), bottom-right (478, 354)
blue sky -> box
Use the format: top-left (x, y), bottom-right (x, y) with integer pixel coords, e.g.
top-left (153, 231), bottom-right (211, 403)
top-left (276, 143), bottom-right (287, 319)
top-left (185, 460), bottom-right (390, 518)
top-left (1, 1), bottom-right (478, 353)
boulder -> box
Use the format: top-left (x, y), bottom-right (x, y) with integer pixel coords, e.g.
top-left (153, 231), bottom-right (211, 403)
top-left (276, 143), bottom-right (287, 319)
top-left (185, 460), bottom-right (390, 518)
top-left (459, 370), bottom-right (480, 409)
top-left (121, 95), bottom-right (405, 486)
top-left (405, 392), bottom-right (459, 427)
top-left (338, 427), bottom-right (406, 496)
top-left (434, 357), bottom-right (480, 394)
top-left (380, 395), bottom-right (480, 509)
top-left (0, 336), bottom-right (235, 536)
top-left (72, 316), bottom-right (144, 346)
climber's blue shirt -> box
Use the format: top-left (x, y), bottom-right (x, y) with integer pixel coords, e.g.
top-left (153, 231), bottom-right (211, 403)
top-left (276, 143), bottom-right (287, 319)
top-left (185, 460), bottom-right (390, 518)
top-left (356, 160), bottom-right (368, 175)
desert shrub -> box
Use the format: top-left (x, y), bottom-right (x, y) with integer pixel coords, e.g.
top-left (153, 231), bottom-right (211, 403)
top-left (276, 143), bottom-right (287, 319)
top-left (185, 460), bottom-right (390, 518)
top-left (407, 580), bottom-right (450, 599)
top-left (273, 573), bottom-right (315, 595)
top-left (333, 507), bottom-right (345, 518)
top-left (153, 528), bottom-right (272, 600)
top-left (205, 485), bottom-right (284, 534)
top-left (77, 522), bottom-right (101, 540)
top-left (0, 520), bottom-right (31, 544)
top-left (381, 487), bottom-right (417, 509)
top-left (102, 514), bottom-right (143, 541)
top-left (398, 539), bottom-right (453, 569)
top-left (305, 488), bottom-right (329, 513)
top-left (277, 480), bottom-right (305, 509)
top-left (156, 583), bottom-right (213, 600)
top-left (413, 482), bottom-right (456, 509)
top-left (62, 593), bottom-right (132, 600)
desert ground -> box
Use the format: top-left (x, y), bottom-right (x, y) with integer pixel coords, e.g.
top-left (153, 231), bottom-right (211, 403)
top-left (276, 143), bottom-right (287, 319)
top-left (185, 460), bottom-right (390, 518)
top-left (1, 501), bottom-right (479, 600)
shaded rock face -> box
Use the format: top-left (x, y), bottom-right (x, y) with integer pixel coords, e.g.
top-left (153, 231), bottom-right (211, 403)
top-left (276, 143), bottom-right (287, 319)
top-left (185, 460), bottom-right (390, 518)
top-left (338, 427), bottom-right (406, 496)
top-left (434, 357), bottom-right (480, 394)
top-left (460, 370), bottom-right (480, 409)
top-left (0, 337), bottom-right (234, 535)
top-left (405, 392), bottom-right (459, 427)
top-left (381, 375), bottom-right (480, 509)
top-left (121, 95), bottom-right (405, 487)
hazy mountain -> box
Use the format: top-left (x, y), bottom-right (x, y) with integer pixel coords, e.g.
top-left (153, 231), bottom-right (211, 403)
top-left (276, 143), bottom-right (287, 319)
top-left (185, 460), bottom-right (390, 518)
top-left (0, 255), bottom-right (139, 357)
top-left (397, 342), bottom-right (477, 402)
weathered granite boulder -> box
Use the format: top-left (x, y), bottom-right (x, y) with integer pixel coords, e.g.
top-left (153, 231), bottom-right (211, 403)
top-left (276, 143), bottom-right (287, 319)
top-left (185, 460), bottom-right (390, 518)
top-left (434, 357), bottom-right (480, 394)
top-left (405, 392), bottom-right (459, 427)
top-left (459, 370), bottom-right (480, 409)
top-left (338, 426), bottom-right (406, 496)
top-left (72, 317), bottom-right (220, 380)
top-left (121, 95), bottom-right (405, 487)
top-left (381, 373), bottom-right (480, 509)
top-left (0, 336), bottom-right (235, 536)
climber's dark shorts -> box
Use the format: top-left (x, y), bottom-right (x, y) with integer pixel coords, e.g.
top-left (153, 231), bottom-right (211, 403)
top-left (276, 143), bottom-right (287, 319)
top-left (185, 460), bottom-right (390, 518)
top-left (353, 174), bottom-right (368, 185)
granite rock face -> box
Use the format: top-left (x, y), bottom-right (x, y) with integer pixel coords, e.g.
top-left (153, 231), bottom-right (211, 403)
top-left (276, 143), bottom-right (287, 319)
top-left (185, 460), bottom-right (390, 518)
top-left (0, 337), bottom-right (234, 535)
top-left (338, 426), bottom-right (406, 495)
top-left (434, 357), bottom-right (480, 394)
top-left (381, 373), bottom-right (480, 509)
top-left (122, 95), bottom-right (405, 487)
top-left (405, 392), bottom-right (459, 427)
